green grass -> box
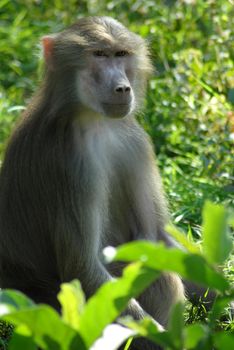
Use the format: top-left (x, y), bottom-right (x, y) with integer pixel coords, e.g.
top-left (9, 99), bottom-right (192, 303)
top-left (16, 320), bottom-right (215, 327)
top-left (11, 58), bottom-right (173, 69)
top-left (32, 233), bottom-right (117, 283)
top-left (1, 0), bottom-right (233, 225)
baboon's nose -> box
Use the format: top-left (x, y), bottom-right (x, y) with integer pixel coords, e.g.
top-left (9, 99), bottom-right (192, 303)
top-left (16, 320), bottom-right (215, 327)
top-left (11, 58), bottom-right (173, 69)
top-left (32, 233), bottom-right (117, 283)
top-left (115, 84), bottom-right (131, 94)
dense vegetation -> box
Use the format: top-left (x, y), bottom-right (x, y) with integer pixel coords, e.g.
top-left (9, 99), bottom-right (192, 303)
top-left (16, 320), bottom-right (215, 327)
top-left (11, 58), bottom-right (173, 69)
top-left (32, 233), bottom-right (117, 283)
top-left (0, 0), bottom-right (233, 349)
top-left (0, 203), bottom-right (233, 349)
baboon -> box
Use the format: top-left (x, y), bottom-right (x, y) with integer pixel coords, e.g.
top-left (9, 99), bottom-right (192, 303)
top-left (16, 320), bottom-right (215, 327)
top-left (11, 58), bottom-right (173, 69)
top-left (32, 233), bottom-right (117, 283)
top-left (0, 17), bottom-right (186, 349)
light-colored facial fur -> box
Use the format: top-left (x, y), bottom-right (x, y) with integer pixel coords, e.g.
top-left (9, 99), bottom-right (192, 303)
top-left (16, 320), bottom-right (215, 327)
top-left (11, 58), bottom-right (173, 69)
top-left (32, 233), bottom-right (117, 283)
top-left (76, 51), bottom-right (136, 118)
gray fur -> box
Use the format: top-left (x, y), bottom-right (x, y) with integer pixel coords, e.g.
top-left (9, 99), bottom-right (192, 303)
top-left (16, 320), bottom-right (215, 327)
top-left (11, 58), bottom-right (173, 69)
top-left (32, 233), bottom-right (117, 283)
top-left (0, 17), bottom-right (186, 350)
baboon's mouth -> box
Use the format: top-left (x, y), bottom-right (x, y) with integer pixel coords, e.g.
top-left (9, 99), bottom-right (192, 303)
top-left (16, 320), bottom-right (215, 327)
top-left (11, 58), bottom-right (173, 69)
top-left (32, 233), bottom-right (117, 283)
top-left (102, 103), bottom-right (130, 106)
top-left (102, 102), bottom-right (132, 118)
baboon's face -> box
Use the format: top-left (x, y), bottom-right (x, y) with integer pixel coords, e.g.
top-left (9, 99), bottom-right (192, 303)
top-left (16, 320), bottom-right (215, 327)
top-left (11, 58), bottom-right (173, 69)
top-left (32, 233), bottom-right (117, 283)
top-left (42, 17), bottom-right (152, 118)
top-left (77, 48), bottom-right (136, 119)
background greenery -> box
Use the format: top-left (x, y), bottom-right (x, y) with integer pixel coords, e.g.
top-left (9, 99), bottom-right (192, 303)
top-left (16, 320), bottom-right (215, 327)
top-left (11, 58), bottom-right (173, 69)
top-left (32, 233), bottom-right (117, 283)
top-left (0, 0), bottom-right (233, 349)
top-left (0, 0), bottom-right (233, 234)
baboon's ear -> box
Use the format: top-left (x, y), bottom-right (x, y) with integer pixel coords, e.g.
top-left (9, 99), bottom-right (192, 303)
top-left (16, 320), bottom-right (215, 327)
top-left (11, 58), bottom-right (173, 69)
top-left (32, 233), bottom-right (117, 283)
top-left (41, 35), bottom-right (56, 68)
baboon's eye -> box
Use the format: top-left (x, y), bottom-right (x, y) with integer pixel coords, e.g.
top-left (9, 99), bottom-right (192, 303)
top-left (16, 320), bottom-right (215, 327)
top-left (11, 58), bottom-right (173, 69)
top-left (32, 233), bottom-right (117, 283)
top-left (93, 50), bottom-right (107, 57)
top-left (115, 51), bottom-right (129, 57)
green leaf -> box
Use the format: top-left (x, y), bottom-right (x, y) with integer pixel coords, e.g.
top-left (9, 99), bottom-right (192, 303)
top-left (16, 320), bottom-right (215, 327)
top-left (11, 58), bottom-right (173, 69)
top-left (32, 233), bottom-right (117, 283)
top-left (168, 302), bottom-right (184, 349)
top-left (214, 332), bottom-right (234, 350)
top-left (0, 290), bottom-right (35, 312)
top-left (121, 317), bottom-right (173, 349)
top-left (110, 241), bottom-right (229, 292)
top-left (1, 305), bottom-right (86, 350)
top-left (9, 325), bottom-right (37, 350)
top-left (79, 262), bottom-right (160, 348)
top-left (0, 0), bottom-right (10, 10)
top-left (184, 324), bottom-right (208, 349)
top-left (166, 224), bottom-right (201, 254)
top-left (202, 201), bottom-right (232, 264)
top-left (58, 280), bottom-right (85, 331)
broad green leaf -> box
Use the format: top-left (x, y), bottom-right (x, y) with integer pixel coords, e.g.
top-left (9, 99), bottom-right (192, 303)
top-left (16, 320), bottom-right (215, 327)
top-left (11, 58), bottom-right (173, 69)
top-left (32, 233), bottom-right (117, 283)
top-left (0, 290), bottom-right (35, 311)
top-left (184, 324), bottom-right (208, 349)
top-left (58, 280), bottom-right (85, 331)
top-left (202, 201), bottom-right (232, 264)
top-left (109, 241), bottom-right (229, 292)
top-left (168, 302), bottom-right (184, 349)
top-left (0, 0), bottom-right (10, 10)
top-left (9, 335), bottom-right (36, 350)
top-left (229, 213), bottom-right (234, 228)
top-left (79, 262), bottom-right (160, 348)
top-left (166, 224), bottom-right (201, 254)
top-left (121, 317), bottom-right (173, 349)
top-left (1, 305), bottom-right (86, 350)
top-left (9, 324), bottom-right (37, 350)
top-left (214, 332), bottom-right (234, 350)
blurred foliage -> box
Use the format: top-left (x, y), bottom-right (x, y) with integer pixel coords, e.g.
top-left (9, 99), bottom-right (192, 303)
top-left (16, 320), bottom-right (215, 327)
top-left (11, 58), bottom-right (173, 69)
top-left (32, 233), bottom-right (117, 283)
top-left (0, 202), bottom-right (233, 349)
top-left (0, 0), bottom-right (233, 231)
